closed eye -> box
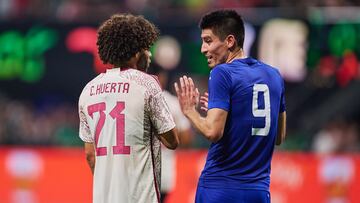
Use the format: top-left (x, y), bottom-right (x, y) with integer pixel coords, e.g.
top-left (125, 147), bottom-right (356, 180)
top-left (202, 36), bottom-right (212, 44)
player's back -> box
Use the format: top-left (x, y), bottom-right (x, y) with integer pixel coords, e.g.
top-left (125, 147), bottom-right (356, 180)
top-left (79, 68), bottom-right (162, 203)
top-left (200, 57), bottom-right (285, 191)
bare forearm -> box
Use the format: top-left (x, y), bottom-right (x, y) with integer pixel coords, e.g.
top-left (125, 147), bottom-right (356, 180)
top-left (86, 154), bottom-right (95, 174)
top-left (159, 128), bottom-right (179, 150)
top-left (186, 110), bottom-right (220, 142)
top-left (276, 112), bottom-right (286, 145)
top-left (84, 142), bottom-right (96, 175)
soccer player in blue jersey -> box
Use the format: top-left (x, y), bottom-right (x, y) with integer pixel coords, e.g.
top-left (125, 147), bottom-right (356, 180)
top-left (174, 10), bottom-right (286, 203)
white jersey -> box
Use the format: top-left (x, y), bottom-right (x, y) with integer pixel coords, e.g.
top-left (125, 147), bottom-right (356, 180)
top-left (78, 68), bottom-right (175, 203)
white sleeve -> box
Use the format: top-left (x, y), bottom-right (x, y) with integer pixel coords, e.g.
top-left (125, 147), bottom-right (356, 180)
top-left (78, 93), bottom-right (93, 143)
top-left (148, 86), bottom-right (176, 134)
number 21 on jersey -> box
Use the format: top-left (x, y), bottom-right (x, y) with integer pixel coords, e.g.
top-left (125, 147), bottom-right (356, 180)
top-left (252, 84), bottom-right (271, 136)
top-left (87, 102), bottom-right (130, 156)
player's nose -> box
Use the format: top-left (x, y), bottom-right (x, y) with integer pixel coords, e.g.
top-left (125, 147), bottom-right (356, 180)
top-left (201, 43), bottom-right (207, 54)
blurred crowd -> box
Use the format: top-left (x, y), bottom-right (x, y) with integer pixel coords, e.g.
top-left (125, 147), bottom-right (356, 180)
top-left (313, 120), bottom-right (360, 153)
top-left (2, 0), bottom-right (360, 23)
top-left (0, 93), bottom-right (81, 146)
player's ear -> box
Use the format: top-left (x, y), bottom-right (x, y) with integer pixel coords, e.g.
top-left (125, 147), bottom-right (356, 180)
top-left (135, 52), bottom-right (141, 60)
top-left (226, 35), bottom-right (236, 49)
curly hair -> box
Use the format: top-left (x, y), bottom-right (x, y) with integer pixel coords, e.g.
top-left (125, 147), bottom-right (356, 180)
top-left (97, 14), bottom-right (159, 66)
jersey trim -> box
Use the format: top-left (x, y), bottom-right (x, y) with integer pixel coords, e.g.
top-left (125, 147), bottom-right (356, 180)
top-left (208, 101), bottom-right (230, 111)
top-left (150, 125), bottom-right (161, 203)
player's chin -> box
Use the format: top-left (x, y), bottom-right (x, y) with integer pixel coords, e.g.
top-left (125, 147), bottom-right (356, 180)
top-left (206, 60), bottom-right (214, 67)
top-left (208, 62), bottom-right (216, 69)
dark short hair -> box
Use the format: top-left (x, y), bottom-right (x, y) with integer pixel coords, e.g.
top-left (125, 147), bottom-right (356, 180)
top-left (199, 10), bottom-right (244, 48)
top-left (97, 14), bottom-right (159, 66)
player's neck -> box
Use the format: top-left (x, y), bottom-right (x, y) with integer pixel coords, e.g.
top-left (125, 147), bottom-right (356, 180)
top-left (119, 56), bottom-right (137, 69)
top-left (226, 48), bottom-right (245, 64)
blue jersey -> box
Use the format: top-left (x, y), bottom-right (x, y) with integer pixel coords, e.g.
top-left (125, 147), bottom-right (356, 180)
top-left (198, 57), bottom-right (286, 191)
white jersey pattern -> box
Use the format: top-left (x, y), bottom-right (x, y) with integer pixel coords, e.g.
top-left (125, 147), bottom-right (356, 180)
top-left (78, 68), bottom-right (175, 203)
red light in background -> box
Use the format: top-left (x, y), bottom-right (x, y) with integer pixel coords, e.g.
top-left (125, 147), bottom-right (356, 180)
top-left (66, 27), bottom-right (110, 73)
top-left (337, 52), bottom-right (358, 87)
top-left (318, 55), bottom-right (337, 78)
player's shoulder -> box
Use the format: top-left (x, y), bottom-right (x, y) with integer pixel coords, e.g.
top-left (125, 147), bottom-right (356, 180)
top-left (211, 63), bottom-right (231, 76)
top-left (80, 74), bottom-right (104, 95)
top-left (132, 69), bottom-right (161, 86)
top-left (256, 60), bottom-right (282, 77)
top-left (78, 73), bottom-right (105, 105)
top-left (215, 62), bottom-right (230, 70)
top-left (146, 73), bottom-right (161, 86)
top-left (128, 69), bottom-right (162, 94)
top-left (88, 73), bottom-right (105, 85)
top-left (209, 64), bottom-right (234, 87)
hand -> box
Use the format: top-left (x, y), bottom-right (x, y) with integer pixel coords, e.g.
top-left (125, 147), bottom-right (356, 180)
top-left (174, 75), bottom-right (199, 116)
top-left (200, 92), bottom-right (208, 112)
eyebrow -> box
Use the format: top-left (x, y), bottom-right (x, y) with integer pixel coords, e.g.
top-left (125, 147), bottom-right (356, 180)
top-left (202, 36), bottom-right (211, 40)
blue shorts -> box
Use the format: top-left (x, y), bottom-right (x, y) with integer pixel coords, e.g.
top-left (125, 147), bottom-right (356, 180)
top-left (195, 186), bottom-right (271, 203)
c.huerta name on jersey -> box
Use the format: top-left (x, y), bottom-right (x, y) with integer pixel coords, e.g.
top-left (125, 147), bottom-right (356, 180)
top-left (90, 82), bottom-right (130, 96)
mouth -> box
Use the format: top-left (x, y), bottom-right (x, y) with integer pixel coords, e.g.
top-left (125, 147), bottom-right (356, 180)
top-left (206, 56), bottom-right (213, 64)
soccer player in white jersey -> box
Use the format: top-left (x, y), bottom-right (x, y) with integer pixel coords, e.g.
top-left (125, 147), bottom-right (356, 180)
top-left (78, 14), bottom-right (179, 203)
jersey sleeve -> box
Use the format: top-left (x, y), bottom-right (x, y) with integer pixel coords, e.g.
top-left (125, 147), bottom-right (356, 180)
top-left (78, 91), bottom-right (94, 143)
top-left (148, 82), bottom-right (176, 134)
top-left (208, 65), bottom-right (232, 111)
top-left (279, 77), bottom-right (286, 113)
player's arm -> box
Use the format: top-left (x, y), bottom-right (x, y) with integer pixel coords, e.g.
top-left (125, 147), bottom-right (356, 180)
top-left (178, 128), bottom-right (193, 146)
top-left (185, 108), bottom-right (227, 142)
top-left (149, 80), bottom-right (179, 150)
top-left (175, 76), bottom-right (228, 143)
top-left (158, 128), bottom-right (179, 150)
top-left (84, 142), bottom-right (95, 174)
top-left (276, 112), bottom-right (286, 145)
top-left (79, 98), bottom-right (96, 175)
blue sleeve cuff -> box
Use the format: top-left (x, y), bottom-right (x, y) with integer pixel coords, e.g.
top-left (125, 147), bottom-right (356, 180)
top-left (208, 101), bottom-right (230, 112)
